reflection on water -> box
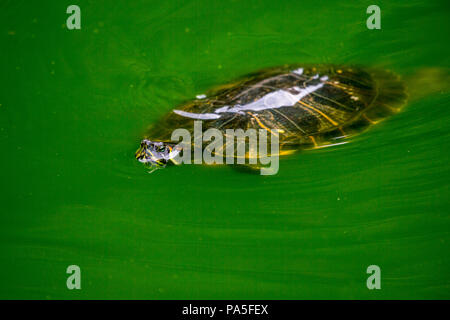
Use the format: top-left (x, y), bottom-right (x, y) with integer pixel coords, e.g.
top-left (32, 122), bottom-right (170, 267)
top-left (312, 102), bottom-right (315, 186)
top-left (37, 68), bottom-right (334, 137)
top-left (0, 0), bottom-right (449, 299)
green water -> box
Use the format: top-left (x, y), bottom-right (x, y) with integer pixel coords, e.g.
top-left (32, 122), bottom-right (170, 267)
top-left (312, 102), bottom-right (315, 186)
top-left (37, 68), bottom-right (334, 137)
top-left (1, 0), bottom-right (449, 299)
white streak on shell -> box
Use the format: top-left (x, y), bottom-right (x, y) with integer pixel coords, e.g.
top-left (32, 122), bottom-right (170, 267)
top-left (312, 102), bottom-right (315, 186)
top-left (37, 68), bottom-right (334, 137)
top-left (174, 72), bottom-right (327, 120)
top-left (173, 110), bottom-right (221, 120)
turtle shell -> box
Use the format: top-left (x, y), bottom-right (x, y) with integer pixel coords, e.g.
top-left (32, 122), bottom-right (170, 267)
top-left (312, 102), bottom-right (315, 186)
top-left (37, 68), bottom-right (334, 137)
top-left (145, 65), bottom-right (407, 155)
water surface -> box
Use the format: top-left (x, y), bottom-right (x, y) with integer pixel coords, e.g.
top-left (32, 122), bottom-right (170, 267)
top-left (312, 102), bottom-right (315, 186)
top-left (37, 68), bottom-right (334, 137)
top-left (0, 0), bottom-right (449, 299)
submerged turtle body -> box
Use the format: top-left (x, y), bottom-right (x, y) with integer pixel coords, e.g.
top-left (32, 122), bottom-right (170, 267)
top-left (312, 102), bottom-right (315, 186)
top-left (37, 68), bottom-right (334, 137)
top-left (136, 65), bottom-right (407, 168)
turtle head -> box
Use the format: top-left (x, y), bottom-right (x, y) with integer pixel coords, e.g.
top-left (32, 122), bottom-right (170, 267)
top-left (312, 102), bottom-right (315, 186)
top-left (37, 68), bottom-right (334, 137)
top-left (135, 139), bottom-right (180, 170)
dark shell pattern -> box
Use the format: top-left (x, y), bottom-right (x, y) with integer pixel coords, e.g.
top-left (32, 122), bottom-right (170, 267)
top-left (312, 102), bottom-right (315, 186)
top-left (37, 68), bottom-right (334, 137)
top-left (147, 65), bottom-right (407, 152)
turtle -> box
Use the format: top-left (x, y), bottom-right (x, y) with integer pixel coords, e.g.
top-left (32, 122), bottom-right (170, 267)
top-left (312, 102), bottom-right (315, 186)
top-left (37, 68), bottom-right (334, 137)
top-left (135, 64), bottom-right (409, 172)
